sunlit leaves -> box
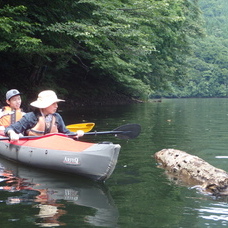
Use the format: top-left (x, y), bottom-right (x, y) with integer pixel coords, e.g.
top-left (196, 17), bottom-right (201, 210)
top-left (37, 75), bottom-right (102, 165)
top-left (0, 5), bottom-right (41, 52)
top-left (0, 0), bottom-right (203, 99)
top-left (165, 0), bottom-right (228, 98)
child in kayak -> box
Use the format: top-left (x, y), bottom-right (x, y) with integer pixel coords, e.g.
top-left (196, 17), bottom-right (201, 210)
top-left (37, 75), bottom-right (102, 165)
top-left (5, 90), bottom-right (84, 141)
top-left (0, 89), bottom-right (25, 134)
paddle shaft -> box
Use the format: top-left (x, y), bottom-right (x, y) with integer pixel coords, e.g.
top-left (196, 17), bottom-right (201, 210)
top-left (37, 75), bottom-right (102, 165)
top-left (0, 123), bottom-right (141, 140)
top-left (0, 131), bottom-right (125, 140)
top-left (81, 130), bottom-right (129, 136)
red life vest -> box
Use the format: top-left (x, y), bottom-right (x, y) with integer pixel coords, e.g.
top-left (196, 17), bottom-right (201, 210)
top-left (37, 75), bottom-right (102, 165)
top-left (0, 106), bottom-right (23, 127)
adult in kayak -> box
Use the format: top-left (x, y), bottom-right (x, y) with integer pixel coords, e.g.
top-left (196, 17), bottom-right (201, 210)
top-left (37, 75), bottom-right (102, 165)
top-left (0, 89), bottom-right (25, 134)
top-left (5, 90), bottom-right (84, 141)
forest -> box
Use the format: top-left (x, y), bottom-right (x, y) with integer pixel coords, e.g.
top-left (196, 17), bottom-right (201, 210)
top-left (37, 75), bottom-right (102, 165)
top-left (0, 0), bottom-right (225, 106)
top-left (157, 0), bottom-right (228, 98)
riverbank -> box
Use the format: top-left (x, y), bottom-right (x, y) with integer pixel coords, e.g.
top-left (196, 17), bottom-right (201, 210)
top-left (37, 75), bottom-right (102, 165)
top-left (65, 92), bottom-right (143, 108)
top-left (0, 92), bottom-right (143, 112)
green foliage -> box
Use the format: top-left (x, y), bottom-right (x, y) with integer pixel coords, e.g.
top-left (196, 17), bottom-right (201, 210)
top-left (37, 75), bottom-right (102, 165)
top-left (0, 0), bottom-right (203, 101)
top-left (0, 5), bottom-right (41, 52)
top-left (159, 0), bottom-right (228, 98)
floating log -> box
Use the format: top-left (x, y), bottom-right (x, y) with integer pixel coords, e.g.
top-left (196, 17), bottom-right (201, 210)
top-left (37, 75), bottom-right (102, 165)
top-left (154, 149), bottom-right (228, 195)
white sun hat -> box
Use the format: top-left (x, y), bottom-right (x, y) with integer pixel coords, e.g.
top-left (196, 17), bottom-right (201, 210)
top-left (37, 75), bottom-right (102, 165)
top-left (30, 90), bottom-right (65, 108)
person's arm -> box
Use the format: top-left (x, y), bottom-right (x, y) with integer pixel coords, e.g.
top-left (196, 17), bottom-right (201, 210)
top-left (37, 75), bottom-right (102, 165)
top-left (55, 113), bottom-right (71, 134)
top-left (55, 113), bottom-right (84, 137)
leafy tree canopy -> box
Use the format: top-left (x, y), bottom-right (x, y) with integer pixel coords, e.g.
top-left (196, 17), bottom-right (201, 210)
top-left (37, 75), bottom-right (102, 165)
top-left (0, 0), bottom-right (203, 104)
top-left (154, 0), bottom-right (228, 98)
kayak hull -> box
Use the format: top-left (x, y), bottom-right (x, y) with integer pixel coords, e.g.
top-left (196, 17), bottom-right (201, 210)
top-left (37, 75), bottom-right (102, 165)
top-left (0, 134), bottom-right (121, 181)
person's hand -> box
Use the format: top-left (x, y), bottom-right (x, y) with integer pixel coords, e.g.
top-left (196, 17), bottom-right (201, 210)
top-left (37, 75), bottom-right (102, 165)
top-left (76, 130), bottom-right (84, 138)
top-left (8, 130), bottom-right (19, 141)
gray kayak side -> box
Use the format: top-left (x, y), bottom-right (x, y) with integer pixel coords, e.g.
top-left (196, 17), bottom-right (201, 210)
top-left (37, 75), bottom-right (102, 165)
top-left (0, 140), bottom-right (121, 181)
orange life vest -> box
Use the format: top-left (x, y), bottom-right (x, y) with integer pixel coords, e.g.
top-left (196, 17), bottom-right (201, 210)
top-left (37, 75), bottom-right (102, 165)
top-left (27, 114), bottom-right (58, 136)
top-left (0, 106), bottom-right (23, 127)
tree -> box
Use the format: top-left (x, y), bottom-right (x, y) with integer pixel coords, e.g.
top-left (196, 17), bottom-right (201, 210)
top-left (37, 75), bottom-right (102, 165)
top-left (0, 0), bottom-right (203, 102)
top-left (154, 0), bottom-right (228, 98)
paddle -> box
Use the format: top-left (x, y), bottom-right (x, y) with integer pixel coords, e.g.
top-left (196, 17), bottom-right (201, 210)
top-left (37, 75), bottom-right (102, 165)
top-left (0, 124), bottom-right (141, 141)
top-left (75, 123), bottom-right (141, 140)
top-left (66, 122), bottom-right (95, 133)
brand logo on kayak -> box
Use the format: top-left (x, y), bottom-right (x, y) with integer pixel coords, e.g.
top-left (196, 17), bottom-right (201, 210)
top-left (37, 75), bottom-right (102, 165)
top-left (63, 157), bottom-right (80, 165)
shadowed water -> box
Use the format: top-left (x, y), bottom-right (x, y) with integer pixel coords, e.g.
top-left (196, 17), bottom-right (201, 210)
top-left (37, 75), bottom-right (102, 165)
top-left (1, 98), bottom-right (228, 227)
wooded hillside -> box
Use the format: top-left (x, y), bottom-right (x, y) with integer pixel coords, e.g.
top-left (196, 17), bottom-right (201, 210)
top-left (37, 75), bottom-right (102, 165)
top-left (155, 0), bottom-right (228, 98)
top-left (0, 0), bottom-right (203, 105)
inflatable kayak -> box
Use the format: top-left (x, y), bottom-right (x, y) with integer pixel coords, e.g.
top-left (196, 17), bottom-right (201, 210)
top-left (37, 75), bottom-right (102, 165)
top-left (0, 133), bottom-right (120, 181)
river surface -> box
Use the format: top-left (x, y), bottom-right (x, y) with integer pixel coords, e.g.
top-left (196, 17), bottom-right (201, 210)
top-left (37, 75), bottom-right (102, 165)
top-left (1, 98), bottom-right (228, 227)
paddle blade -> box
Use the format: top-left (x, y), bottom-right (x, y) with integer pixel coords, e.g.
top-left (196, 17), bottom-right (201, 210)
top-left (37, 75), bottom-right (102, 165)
top-left (113, 124), bottom-right (141, 139)
top-left (66, 123), bottom-right (95, 133)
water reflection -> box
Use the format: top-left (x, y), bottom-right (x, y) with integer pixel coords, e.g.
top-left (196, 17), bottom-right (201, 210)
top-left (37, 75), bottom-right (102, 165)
top-left (0, 157), bottom-right (119, 227)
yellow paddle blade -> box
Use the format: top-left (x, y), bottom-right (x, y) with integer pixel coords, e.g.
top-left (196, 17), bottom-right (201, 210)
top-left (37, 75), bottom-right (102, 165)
top-left (66, 123), bottom-right (95, 133)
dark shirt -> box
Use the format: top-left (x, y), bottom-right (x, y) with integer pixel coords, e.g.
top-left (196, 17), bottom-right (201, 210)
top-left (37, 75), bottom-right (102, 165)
top-left (5, 111), bottom-right (71, 136)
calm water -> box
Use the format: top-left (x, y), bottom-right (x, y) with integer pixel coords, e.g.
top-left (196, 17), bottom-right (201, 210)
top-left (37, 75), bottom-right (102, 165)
top-left (1, 98), bottom-right (228, 227)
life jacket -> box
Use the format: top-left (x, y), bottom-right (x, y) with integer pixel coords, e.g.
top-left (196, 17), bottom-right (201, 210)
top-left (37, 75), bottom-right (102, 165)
top-left (0, 106), bottom-right (23, 127)
top-left (26, 114), bottom-right (58, 136)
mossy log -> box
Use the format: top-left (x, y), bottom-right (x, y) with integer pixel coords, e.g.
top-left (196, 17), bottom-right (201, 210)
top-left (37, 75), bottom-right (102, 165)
top-left (154, 149), bottom-right (228, 195)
